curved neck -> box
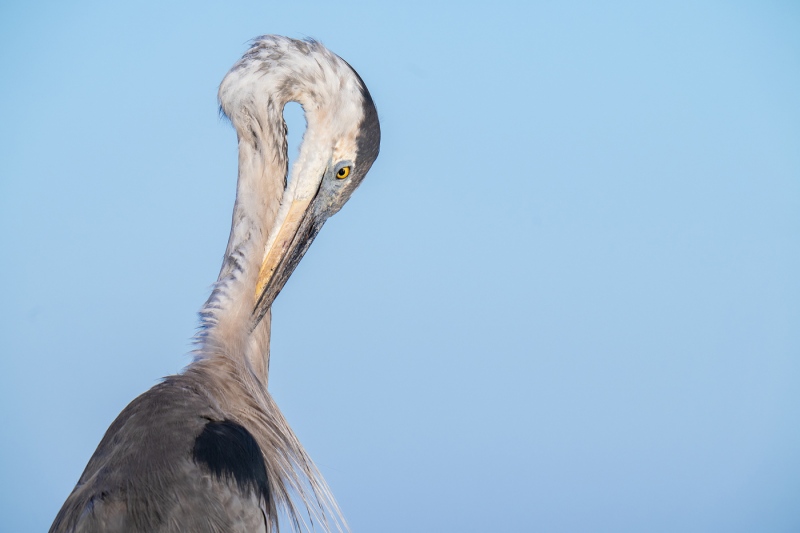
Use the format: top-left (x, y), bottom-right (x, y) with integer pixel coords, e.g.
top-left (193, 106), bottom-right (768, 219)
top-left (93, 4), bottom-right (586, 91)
top-left (193, 36), bottom-right (359, 384)
top-left (195, 99), bottom-right (287, 383)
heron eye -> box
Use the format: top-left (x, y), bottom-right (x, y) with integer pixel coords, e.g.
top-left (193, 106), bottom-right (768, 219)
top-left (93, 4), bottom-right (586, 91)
top-left (336, 166), bottom-right (351, 179)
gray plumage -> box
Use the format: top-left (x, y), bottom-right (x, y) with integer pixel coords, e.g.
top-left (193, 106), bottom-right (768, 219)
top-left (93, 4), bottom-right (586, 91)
top-left (50, 35), bottom-right (380, 533)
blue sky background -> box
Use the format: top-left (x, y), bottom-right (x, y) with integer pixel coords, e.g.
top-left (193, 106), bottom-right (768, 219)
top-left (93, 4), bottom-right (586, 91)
top-left (1, 1), bottom-right (799, 531)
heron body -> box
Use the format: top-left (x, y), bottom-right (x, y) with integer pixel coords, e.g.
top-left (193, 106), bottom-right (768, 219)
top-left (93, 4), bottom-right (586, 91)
top-left (50, 36), bottom-right (380, 533)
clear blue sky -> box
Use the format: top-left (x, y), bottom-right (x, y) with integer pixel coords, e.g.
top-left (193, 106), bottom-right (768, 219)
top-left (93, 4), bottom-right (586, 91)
top-left (1, 1), bottom-right (798, 531)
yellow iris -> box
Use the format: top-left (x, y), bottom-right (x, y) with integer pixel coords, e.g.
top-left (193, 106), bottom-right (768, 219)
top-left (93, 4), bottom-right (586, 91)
top-left (336, 166), bottom-right (351, 179)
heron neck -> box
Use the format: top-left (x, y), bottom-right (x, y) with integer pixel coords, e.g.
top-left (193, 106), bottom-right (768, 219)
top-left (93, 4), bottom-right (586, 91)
top-left (196, 105), bottom-right (287, 386)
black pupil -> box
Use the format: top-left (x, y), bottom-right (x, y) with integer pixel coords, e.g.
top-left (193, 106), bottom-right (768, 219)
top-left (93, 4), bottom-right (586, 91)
top-left (338, 168), bottom-right (346, 176)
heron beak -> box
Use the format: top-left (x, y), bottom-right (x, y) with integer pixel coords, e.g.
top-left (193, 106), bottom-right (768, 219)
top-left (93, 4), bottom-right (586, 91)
top-left (252, 190), bottom-right (326, 327)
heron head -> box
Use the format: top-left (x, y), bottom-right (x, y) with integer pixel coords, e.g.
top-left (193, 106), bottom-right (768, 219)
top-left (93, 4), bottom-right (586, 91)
top-left (223, 37), bottom-right (380, 326)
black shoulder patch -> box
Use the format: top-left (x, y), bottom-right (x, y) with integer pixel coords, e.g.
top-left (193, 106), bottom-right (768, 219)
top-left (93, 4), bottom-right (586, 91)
top-left (192, 420), bottom-right (269, 502)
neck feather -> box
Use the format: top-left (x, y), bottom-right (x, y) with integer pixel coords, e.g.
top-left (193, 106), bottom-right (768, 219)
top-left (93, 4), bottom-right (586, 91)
top-left (195, 99), bottom-right (287, 382)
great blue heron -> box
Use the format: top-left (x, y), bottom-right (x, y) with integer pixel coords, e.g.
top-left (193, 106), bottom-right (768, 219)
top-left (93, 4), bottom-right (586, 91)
top-left (50, 36), bottom-right (380, 533)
